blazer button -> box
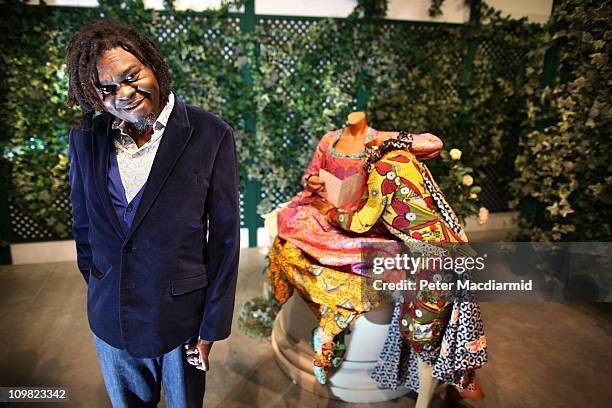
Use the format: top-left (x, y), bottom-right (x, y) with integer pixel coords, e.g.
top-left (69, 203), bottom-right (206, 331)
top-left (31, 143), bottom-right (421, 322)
top-left (124, 242), bottom-right (133, 254)
top-left (126, 203), bottom-right (134, 213)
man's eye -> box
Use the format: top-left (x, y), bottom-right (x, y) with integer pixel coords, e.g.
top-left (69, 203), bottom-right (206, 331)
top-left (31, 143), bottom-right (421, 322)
top-left (100, 86), bottom-right (112, 95)
top-left (126, 74), bottom-right (137, 82)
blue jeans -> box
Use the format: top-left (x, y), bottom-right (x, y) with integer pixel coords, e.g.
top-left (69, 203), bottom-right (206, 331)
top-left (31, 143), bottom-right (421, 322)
top-left (93, 333), bottom-right (205, 408)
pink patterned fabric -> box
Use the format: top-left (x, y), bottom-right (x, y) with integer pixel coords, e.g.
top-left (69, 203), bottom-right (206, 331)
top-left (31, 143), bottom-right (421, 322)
top-left (278, 129), bottom-right (397, 271)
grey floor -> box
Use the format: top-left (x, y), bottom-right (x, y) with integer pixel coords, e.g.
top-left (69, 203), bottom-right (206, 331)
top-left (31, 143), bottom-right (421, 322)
top-left (1, 248), bottom-right (611, 408)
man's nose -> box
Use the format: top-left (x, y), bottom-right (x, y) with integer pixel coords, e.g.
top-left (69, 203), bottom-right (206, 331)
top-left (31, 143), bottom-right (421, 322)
top-left (116, 84), bottom-right (136, 102)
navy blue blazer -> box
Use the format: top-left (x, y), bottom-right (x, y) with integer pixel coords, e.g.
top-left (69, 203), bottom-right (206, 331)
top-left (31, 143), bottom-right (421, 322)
top-left (68, 96), bottom-right (240, 358)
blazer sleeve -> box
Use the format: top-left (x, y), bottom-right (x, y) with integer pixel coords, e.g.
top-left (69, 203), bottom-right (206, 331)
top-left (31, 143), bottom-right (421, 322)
top-left (199, 127), bottom-right (240, 342)
top-left (68, 129), bottom-right (92, 283)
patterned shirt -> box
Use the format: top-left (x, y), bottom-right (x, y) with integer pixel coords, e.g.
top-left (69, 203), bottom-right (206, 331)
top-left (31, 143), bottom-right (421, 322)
top-left (111, 92), bottom-right (175, 203)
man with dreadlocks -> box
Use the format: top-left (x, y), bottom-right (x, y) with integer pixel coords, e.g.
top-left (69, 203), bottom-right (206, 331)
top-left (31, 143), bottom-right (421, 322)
top-left (66, 20), bottom-right (240, 407)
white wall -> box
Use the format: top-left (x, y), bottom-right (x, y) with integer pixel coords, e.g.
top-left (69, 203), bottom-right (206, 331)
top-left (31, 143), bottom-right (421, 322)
top-left (144, 0), bottom-right (244, 11)
top-left (255, 0), bottom-right (354, 18)
top-left (487, 0), bottom-right (553, 24)
top-left (34, 0), bottom-right (554, 23)
top-left (387, 0), bottom-right (469, 23)
top-left (33, 0), bottom-right (241, 10)
top-left (256, 0), bottom-right (470, 23)
top-left (28, 0), bottom-right (98, 6)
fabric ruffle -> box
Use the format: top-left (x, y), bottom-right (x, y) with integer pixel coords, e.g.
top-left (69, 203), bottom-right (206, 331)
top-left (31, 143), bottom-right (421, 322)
top-left (371, 291), bottom-right (487, 392)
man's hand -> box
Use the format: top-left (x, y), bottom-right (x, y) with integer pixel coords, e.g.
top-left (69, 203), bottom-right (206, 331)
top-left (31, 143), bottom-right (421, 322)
top-left (185, 339), bottom-right (213, 371)
top-left (306, 175), bottom-right (326, 193)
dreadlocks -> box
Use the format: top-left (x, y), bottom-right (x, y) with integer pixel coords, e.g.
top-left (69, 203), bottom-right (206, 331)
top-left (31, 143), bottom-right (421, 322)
top-left (66, 20), bottom-right (172, 129)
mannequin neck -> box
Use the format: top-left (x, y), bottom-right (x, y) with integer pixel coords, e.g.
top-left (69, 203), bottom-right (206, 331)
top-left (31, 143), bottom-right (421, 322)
top-left (347, 112), bottom-right (368, 137)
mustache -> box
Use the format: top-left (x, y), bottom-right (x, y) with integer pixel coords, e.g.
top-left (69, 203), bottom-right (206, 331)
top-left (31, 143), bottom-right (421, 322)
top-left (120, 90), bottom-right (151, 110)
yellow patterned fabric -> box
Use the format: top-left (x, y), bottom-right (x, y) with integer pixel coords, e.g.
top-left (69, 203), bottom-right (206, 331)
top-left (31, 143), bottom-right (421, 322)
top-left (328, 149), bottom-right (466, 243)
top-left (269, 237), bottom-right (381, 339)
top-left (327, 148), bottom-right (473, 355)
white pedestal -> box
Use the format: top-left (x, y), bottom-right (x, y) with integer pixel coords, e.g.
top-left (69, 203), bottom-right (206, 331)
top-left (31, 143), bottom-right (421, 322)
top-left (271, 294), bottom-right (410, 403)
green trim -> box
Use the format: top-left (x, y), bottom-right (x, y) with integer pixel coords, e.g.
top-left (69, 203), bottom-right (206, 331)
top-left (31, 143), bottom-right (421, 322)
top-left (244, 179), bottom-right (262, 247)
top-left (539, 0), bottom-right (560, 88)
top-left (240, 0), bottom-right (255, 30)
top-left (254, 14), bottom-right (464, 28)
top-left (0, 183), bottom-right (12, 265)
top-left (459, 0), bottom-right (481, 99)
top-left (330, 127), bottom-right (374, 158)
top-left (241, 0), bottom-right (262, 247)
top-left (468, 0), bottom-right (482, 24)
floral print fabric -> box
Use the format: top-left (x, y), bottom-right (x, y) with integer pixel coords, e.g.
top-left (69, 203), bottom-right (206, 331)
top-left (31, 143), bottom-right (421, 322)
top-left (277, 129), bottom-right (397, 271)
top-left (268, 237), bottom-right (380, 340)
top-left (325, 148), bottom-right (487, 390)
top-left (371, 292), bottom-right (487, 391)
top-left (328, 149), bottom-right (466, 243)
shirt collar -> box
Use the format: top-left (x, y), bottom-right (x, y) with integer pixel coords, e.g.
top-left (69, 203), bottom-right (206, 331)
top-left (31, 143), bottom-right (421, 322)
top-left (112, 92), bottom-right (175, 146)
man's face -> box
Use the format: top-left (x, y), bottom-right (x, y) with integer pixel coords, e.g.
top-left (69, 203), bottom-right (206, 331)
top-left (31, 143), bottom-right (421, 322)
top-left (96, 47), bottom-right (161, 131)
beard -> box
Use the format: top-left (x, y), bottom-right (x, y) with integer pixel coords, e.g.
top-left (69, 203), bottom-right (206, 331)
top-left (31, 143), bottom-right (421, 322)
top-left (131, 112), bottom-right (157, 134)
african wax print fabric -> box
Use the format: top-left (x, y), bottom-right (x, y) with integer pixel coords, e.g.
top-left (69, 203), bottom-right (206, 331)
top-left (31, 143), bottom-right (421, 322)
top-left (268, 236), bottom-right (380, 340)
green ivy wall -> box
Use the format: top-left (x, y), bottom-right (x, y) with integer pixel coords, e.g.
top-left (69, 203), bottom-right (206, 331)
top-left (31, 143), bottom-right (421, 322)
top-left (1, 0), bottom-right (610, 264)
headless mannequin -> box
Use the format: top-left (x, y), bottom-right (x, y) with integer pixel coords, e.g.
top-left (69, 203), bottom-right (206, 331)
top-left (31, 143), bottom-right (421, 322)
top-left (343, 113), bottom-right (440, 407)
top-left (336, 112), bottom-right (441, 159)
top-left (333, 112), bottom-right (370, 156)
top-left (307, 112), bottom-right (442, 193)
top-left (306, 112), bottom-right (371, 195)
top-left (308, 113), bottom-right (444, 405)
top-left (310, 112), bottom-right (372, 342)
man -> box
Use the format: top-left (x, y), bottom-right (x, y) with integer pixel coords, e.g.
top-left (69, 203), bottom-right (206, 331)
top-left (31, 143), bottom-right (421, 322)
top-left (66, 20), bottom-right (240, 407)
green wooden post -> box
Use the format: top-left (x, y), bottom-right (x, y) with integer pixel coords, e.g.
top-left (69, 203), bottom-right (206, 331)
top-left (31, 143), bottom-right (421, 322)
top-left (540, 0), bottom-right (560, 88)
top-left (0, 175), bottom-right (12, 265)
top-left (517, 0), bottom-right (561, 225)
top-left (356, 84), bottom-right (370, 111)
top-left (355, 9), bottom-right (378, 111)
top-left (240, 0), bottom-right (263, 247)
top-left (460, 0), bottom-right (481, 99)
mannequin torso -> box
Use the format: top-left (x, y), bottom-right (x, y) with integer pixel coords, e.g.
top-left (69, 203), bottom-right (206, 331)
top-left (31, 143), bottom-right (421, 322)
top-left (333, 112), bottom-right (370, 156)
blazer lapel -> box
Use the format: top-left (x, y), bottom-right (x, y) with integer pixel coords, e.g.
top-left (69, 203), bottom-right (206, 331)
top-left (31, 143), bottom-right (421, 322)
top-left (126, 96), bottom-right (194, 240)
top-left (92, 116), bottom-right (128, 239)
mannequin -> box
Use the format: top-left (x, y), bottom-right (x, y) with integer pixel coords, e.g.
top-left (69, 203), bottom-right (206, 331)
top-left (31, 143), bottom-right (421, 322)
top-left (269, 115), bottom-right (451, 385)
top-left (323, 120), bottom-right (449, 406)
top-left (340, 115), bottom-right (443, 408)
top-left (307, 112), bottom-right (372, 193)
top-left (334, 112), bottom-right (369, 155)
top-left (322, 132), bottom-right (486, 407)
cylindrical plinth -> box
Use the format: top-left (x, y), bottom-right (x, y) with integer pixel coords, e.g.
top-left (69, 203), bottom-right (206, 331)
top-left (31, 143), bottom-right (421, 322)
top-left (271, 294), bottom-right (410, 403)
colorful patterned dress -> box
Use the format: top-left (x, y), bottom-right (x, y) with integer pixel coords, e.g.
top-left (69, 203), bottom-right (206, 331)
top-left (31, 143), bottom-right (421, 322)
top-left (327, 147), bottom-right (487, 391)
top-left (327, 149), bottom-right (466, 243)
top-left (269, 127), bottom-right (394, 340)
top-left (276, 127), bottom-right (397, 269)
